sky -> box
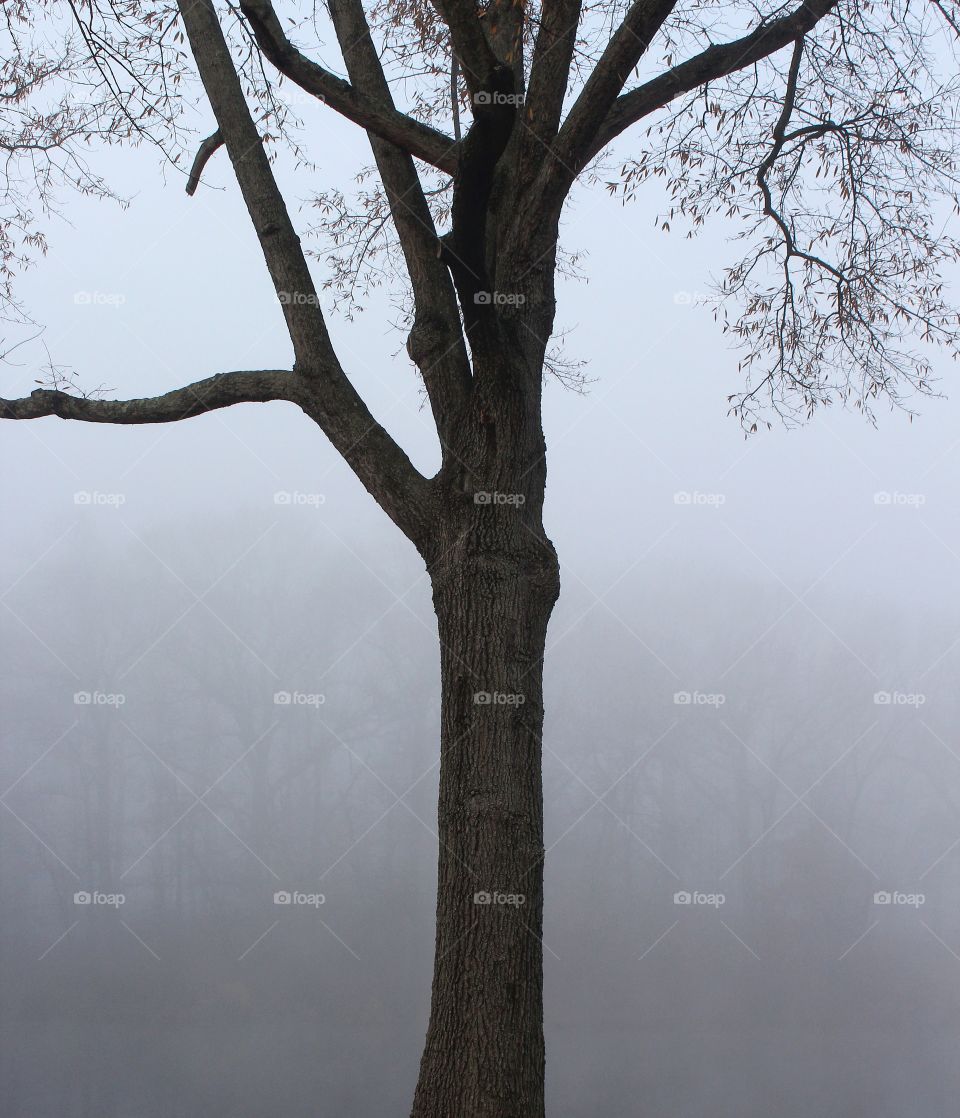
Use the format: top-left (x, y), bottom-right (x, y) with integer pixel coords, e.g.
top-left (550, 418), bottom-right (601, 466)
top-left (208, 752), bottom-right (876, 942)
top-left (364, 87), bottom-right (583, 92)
top-left (3, 112), bottom-right (959, 624)
top-left (3, 32), bottom-right (960, 1116)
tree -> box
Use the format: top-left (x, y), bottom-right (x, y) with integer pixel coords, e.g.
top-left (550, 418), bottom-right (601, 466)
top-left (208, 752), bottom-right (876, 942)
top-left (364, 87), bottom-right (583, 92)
top-left (2, 1), bottom-right (959, 1113)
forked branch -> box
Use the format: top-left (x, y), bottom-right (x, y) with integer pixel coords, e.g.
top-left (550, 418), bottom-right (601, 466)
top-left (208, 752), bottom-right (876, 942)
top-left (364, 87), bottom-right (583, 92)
top-left (326, 0), bottom-right (472, 446)
top-left (551, 0), bottom-right (680, 181)
top-left (237, 0), bottom-right (459, 174)
top-left (582, 0), bottom-right (842, 167)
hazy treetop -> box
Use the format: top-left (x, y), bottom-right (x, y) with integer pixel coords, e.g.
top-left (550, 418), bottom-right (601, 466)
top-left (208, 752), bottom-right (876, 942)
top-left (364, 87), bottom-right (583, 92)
top-left (3, 0), bottom-right (960, 426)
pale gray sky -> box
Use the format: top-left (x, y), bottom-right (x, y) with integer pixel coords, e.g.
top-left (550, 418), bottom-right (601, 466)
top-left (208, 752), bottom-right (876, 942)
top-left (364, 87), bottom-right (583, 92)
top-left (3, 123), bottom-right (958, 621)
top-left (4, 40), bottom-right (960, 1118)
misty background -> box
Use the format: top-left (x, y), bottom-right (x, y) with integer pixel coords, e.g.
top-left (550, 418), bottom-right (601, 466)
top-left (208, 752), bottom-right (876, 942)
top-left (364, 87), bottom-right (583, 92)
top-left (2, 106), bottom-right (960, 1115)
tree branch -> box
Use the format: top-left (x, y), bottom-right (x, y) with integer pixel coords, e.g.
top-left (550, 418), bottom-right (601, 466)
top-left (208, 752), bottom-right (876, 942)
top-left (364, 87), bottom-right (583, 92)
top-left (584, 0), bottom-right (842, 165)
top-left (175, 0), bottom-right (435, 541)
top-left (177, 0), bottom-right (336, 372)
top-left (433, 0), bottom-right (501, 94)
top-left (1, 365), bottom-right (435, 537)
top-left (755, 37), bottom-right (844, 284)
top-left (327, 0), bottom-right (472, 448)
top-left (550, 0), bottom-right (680, 180)
top-left (483, 0), bottom-right (527, 82)
top-left (185, 128), bottom-right (223, 195)
top-left (522, 0), bottom-right (583, 154)
top-left (0, 369), bottom-right (295, 422)
top-left (237, 0), bottom-right (459, 175)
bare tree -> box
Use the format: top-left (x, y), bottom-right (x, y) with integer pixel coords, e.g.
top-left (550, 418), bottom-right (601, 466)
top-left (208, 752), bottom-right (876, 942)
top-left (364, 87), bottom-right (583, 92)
top-left (3, 1), bottom-right (960, 1113)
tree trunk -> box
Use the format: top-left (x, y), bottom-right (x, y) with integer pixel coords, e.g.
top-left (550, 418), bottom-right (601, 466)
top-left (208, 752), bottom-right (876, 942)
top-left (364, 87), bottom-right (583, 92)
top-left (411, 496), bottom-right (560, 1117)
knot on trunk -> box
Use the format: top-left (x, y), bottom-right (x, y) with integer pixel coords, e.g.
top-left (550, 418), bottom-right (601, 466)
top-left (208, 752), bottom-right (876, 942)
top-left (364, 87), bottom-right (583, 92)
top-left (406, 313), bottom-right (449, 371)
top-left (427, 539), bottom-right (560, 603)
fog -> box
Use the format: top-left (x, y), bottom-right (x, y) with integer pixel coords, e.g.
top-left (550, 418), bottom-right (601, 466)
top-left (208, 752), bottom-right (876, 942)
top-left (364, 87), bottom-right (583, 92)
top-left (3, 128), bottom-right (960, 1115)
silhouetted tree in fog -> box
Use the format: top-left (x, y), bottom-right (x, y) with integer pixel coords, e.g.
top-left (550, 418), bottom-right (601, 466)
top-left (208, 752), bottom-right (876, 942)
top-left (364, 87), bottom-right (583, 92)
top-left (3, 1), bottom-right (960, 1112)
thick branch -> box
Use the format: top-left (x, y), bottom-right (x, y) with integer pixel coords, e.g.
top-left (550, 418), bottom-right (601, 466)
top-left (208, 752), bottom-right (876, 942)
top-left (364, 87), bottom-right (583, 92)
top-left (1, 366), bottom-right (435, 537)
top-left (1, 369), bottom-right (295, 423)
top-left (433, 0), bottom-right (501, 93)
top-left (551, 0), bottom-right (680, 178)
top-left (585, 0), bottom-right (842, 165)
top-left (444, 59), bottom-right (519, 363)
top-left (176, 0), bottom-right (434, 541)
top-left (327, 0), bottom-right (472, 446)
top-left (522, 0), bottom-right (583, 152)
top-left (177, 0), bottom-right (336, 371)
top-left (484, 0), bottom-right (527, 82)
top-left (237, 0), bottom-right (459, 175)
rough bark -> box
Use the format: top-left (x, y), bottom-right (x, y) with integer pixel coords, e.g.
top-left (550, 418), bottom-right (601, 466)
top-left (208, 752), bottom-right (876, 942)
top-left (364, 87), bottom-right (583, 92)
top-left (411, 346), bottom-right (560, 1117)
top-left (414, 537), bottom-right (559, 1116)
